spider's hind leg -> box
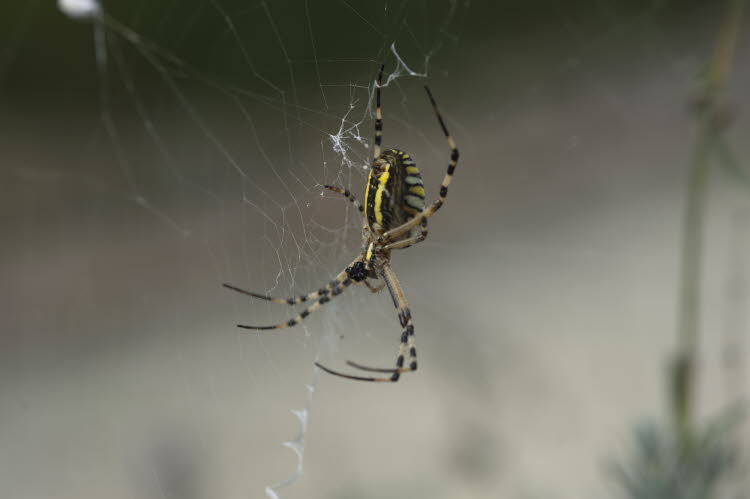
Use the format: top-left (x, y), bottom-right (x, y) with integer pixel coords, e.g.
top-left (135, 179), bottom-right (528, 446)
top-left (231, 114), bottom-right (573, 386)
top-left (382, 219), bottom-right (428, 251)
top-left (375, 85), bottom-right (459, 245)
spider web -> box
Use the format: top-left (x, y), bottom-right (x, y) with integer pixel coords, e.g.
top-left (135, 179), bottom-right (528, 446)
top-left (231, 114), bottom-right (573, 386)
top-left (4, 1), bottom-right (750, 499)
top-left (49, 1), bottom-right (462, 498)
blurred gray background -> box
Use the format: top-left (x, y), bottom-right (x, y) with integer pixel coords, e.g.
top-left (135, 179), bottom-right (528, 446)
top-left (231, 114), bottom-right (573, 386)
top-left (2, 1), bottom-right (750, 498)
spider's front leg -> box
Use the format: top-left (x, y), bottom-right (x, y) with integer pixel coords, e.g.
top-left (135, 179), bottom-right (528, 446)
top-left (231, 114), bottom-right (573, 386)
top-left (315, 261), bottom-right (417, 383)
top-left (224, 257), bottom-right (364, 330)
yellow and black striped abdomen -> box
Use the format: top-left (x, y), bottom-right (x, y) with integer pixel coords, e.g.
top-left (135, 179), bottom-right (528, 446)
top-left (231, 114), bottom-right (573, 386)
top-left (364, 149), bottom-right (425, 235)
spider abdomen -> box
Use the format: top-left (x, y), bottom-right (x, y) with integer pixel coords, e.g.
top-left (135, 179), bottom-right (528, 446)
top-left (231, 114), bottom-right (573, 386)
top-left (364, 148), bottom-right (425, 235)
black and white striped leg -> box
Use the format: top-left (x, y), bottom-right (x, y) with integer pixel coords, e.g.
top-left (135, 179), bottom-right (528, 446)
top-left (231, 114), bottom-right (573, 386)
top-left (315, 262), bottom-right (416, 382)
top-left (383, 235), bottom-right (424, 251)
top-left (382, 220), bottom-right (428, 251)
top-left (324, 185), bottom-right (363, 213)
top-left (236, 277), bottom-right (354, 331)
top-left (223, 262), bottom-right (353, 306)
top-left (424, 85), bottom-right (459, 209)
top-left (314, 362), bottom-right (391, 382)
top-left (376, 85), bottom-right (459, 243)
top-left (373, 64), bottom-right (384, 159)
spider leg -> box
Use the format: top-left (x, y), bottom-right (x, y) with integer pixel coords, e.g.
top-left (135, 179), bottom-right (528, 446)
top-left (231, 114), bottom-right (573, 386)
top-left (223, 257), bottom-right (361, 306)
top-left (376, 86), bottom-right (459, 243)
top-left (373, 64), bottom-right (384, 159)
top-left (316, 262), bottom-right (415, 382)
top-left (236, 277), bottom-right (354, 330)
top-left (324, 185), bottom-right (363, 213)
top-left (313, 363), bottom-right (391, 382)
top-left (382, 219), bottom-right (428, 251)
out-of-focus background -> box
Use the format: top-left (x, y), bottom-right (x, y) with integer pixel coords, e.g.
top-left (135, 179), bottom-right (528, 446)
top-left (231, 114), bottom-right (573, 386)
top-left (2, 1), bottom-right (750, 498)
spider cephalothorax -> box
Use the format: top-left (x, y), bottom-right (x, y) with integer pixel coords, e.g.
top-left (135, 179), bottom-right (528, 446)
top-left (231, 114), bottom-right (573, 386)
top-left (346, 261), bottom-right (369, 282)
top-left (224, 65), bottom-right (459, 382)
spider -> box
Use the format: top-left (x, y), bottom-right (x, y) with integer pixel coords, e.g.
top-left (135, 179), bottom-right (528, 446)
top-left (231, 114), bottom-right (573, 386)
top-left (223, 65), bottom-right (459, 382)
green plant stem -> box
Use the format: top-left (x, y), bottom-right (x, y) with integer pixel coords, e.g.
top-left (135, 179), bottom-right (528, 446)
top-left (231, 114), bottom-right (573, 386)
top-left (673, 0), bottom-right (745, 444)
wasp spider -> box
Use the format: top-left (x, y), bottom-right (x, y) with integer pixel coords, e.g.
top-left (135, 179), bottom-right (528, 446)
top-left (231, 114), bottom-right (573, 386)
top-left (224, 65), bottom-right (459, 382)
